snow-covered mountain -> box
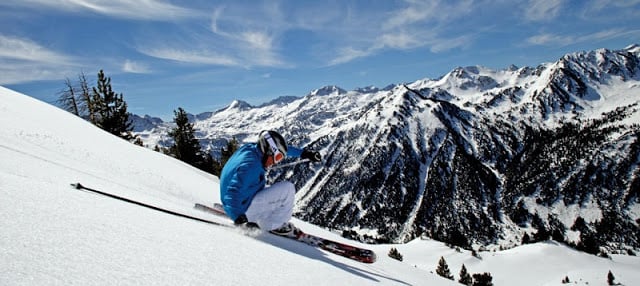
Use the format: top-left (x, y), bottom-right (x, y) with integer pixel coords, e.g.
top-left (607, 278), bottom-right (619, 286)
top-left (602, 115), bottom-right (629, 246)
top-left (132, 45), bottom-right (640, 254)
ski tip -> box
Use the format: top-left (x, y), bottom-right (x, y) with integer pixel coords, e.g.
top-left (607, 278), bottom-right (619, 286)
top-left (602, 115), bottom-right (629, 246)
top-left (70, 183), bottom-right (83, 189)
top-left (368, 252), bottom-right (378, 264)
top-left (355, 252), bottom-right (377, 264)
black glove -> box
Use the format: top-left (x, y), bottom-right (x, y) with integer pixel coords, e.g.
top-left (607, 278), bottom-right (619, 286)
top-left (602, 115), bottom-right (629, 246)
top-left (301, 148), bottom-right (322, 162)
top-left (234, 214), bottom-right (260, 230)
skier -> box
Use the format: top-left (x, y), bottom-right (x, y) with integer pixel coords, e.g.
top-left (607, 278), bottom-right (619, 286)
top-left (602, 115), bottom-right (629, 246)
top-left (219, 130), bottom-right (321, 235)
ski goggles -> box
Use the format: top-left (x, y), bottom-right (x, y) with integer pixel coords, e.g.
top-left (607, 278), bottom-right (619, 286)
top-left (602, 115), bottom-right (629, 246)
top-left (263, 132), bottom-right (285, 166)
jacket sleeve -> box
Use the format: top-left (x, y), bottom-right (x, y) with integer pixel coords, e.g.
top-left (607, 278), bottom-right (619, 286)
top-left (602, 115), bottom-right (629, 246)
top-left (221, 160), bottom-right (264, 221)
top-left (286, 146), bottom-right (303, 158)
top-left (221, 165), bottom-right (247, 221)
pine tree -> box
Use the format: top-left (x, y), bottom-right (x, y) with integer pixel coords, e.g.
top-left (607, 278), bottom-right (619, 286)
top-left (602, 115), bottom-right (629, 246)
top-left (387, 247), bottom-right (403, 261)
top-left (220, 137), bottom-right (239, 165)
top-left (169, 108), bottom-right (202, 162)
top-left (532, 213), bottom-right (550, 242)
top-left (577, 227), bottom-right (600, 255)
top-left (548, 213), bottom-right (567, 242)
top-left (436, 256), bottom-right (454, 280)
top-left (92, 70), bottom-right (134, 140)
top-left (607, 270), bottom-right (616, 285)
top-left (472, 272), bottom-right (493, 286)
top-left (213, 137), bottom-right (240, 176)
top-left (511, 200), bottom-right (531, 227)
top-left (168, 107), bottom-right (212, 173)
top-left (571, 216), bottom-right (588, 232)
top-left (459, 264), bottom-right (473, 285)
top-left (521, 232), bottom-right (531, 244)
top-left (200, 152), bottom-right (216, 174)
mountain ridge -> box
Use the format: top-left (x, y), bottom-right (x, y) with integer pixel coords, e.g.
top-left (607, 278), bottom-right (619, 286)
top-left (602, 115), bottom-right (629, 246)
top-left (132, 45), bottom-right (640, 253)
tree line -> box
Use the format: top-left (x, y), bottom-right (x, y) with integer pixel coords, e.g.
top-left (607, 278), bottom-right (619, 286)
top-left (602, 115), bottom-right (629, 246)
top-left (58, 70), bottom-right (136, 142)
top-left (161, 107), bottom-right (238, 175)
top-left (57, 70), bottom-right (237, 176)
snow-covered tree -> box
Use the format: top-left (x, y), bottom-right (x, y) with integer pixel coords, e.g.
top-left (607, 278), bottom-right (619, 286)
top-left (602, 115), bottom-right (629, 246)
top-left (459, 264), bottom-right (473, 285)
top-left (436, 256), bottom-right (454, 280)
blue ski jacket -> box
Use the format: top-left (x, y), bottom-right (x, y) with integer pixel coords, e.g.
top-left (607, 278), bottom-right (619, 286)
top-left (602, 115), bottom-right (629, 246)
top-left (219, 143), bottom-right (302, 221)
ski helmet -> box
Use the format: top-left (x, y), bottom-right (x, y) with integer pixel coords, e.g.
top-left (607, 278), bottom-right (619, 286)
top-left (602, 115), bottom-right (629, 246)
top-left (258, 130), bottom-right (287, 167)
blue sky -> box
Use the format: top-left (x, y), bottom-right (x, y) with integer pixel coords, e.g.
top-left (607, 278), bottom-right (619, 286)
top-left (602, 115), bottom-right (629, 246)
top-left (1, 0), bottom-right (639, 120)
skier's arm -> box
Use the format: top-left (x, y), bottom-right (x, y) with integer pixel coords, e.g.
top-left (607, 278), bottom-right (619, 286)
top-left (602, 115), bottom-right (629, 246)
top-left (221, 161), bottom-right (263, 221)
top-left (221, 175), bottom-right (246, 221)
top-left (287, 146), bottom-right (321, 162)
top-left (286, 146), bottom-right (303, 158)
top-left (288, 145), bottom-right (320, 162)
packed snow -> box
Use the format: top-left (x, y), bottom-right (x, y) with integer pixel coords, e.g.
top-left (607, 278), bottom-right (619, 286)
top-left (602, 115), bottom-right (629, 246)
top-left (1, 86), bottom-right (638, 285)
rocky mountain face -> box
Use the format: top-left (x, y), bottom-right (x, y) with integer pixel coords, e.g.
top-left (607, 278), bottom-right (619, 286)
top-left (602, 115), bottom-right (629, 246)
top-left (133, 45), bottom-right (640, 254)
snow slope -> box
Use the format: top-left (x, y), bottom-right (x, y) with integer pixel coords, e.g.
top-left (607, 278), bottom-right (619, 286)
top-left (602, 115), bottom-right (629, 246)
top-left (1, 86), bottom-right (638, 285)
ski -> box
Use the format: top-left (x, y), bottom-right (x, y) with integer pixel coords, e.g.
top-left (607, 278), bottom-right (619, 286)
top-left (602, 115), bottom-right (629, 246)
top-left (194, 203), bottom-right (226, 216)
top-left (194, 203), bottom-right (377, 264)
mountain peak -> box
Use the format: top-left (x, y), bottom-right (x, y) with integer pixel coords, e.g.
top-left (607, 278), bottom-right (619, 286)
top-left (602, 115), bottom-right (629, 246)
top-left (258, 96), bottom-right (300, 107)
top-left (354, 86), bottom-right (379, 94)
top-left (625, 43), bottom-right (640, 53)
top-left (227, 100), bottom-right (253, 110)
top-left (309, 85), bottom-right (347, 96)
top-left (451, 66), bottom-right (483, 78)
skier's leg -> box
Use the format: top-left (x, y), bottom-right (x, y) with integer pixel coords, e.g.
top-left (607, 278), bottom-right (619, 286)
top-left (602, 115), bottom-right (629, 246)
top-left (266, 181), bottom-right (296, 231)
top-left (245, 181), bottom-right (295, 230)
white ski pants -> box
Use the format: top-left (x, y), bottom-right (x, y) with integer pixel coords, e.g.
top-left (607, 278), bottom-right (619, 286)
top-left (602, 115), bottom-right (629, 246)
top-left (245, 181), bottom-right (295, 231)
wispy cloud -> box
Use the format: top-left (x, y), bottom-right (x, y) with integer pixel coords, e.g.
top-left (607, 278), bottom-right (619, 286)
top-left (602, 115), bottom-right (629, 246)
top-left (383, 0), bottom-right (474, 30)
top-left (526, 33), bottom-right (571, 46)
top-left (1, 0), bottom-right (201, 21)
top-left (139, 1), bottom-right (479, 68)
top-left (122, 60), bottom-right (151, 74)
top-left (525, 28), bottom-right (638, 47)
top-left (0, 34), bottom-right (74, 64)
top-left (585, 0), bottom-right (640, 11)
top-left (0, 34), bottom-right (78, 84)
top-left (328, 0), bottom-right (475, 66)
top-left (524, 0), bottom-right (565, 22)
top-left (329, 47), bottom-right (374, 66)
top-left (578, 0), bottom-right (640, 20)
top-left (208, 5), bottom-right (286, 67)
top-left (138, 4), bottom-right (287, 68)
top-left (241, 31), bottom-right (274, 50)
top-left (429, 35), bottom-right (473, 53)
top-left (378, 32), bottom-right (423, 50)
top-left (5, 0), bottom-right (635, 88)
top-left (139, 47), bottom-right (238, 66)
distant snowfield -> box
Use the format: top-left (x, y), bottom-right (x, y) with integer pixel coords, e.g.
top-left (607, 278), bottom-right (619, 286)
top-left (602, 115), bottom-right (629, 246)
top-left (1, 86), bottom-right (638, 285)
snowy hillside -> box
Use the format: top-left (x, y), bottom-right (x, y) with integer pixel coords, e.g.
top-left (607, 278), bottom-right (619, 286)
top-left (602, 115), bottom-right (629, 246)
top-left (2, 86), bottom-right (640, 285)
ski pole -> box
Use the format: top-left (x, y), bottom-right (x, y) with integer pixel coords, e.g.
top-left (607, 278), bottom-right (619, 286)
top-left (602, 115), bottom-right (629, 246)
top-left (270, 159), bottom-right (310, 169)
